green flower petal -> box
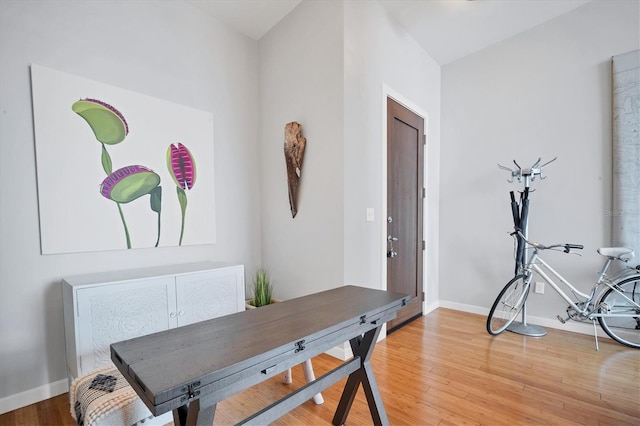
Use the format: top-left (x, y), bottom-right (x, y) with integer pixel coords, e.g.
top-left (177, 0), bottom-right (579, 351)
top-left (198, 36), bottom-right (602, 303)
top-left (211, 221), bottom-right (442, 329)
top-left (72, 99), bottom-right (128, 145)
top-left (100, 165), bottom-right (160, 203)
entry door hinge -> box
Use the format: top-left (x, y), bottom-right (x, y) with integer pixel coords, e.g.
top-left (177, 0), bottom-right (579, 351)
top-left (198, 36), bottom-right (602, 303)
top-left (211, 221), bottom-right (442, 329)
top-left (422, 240), bottom-right (425, 250)
top-left (422, 292), bottom-right (425, 302)
top-left (423, 135), bottom-right (426, 145)
top-left (422, 187), bottom-right (426, 198)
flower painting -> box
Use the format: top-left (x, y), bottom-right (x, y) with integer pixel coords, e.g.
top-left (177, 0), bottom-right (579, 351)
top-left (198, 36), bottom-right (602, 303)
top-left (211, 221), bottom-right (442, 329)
top-left (167, 143), bottom-right (197, 246)
top-left (30, 64), bottom-right (215, 254)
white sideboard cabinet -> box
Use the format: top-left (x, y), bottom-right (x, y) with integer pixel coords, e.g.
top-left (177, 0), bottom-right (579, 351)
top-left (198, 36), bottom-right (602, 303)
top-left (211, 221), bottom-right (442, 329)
top-left (62, 262), bottom-right (245, 384)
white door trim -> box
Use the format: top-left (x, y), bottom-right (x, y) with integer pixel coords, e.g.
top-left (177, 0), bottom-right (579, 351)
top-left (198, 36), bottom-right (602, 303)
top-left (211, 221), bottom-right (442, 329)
top-left (381, 84), bottom-right (428, 314)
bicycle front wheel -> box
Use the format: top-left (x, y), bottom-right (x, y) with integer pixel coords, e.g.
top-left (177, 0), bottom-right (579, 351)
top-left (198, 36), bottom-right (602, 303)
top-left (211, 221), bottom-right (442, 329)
top-left (487, 275), bottom-right (530, 335)
top-left (598, 275), bottom-right (640, 348)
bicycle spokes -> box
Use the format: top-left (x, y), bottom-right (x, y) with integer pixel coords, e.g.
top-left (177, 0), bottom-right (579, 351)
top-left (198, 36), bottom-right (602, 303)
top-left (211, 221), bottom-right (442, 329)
top-left (487, 276), bottom-right (530, 335)
top-left (597, 276), bottom-right (640, 348)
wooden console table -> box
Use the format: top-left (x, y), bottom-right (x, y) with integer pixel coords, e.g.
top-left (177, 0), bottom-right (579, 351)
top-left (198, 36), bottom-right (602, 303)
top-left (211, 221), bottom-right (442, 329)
top-left (111, 285), bottom-right (409, 426)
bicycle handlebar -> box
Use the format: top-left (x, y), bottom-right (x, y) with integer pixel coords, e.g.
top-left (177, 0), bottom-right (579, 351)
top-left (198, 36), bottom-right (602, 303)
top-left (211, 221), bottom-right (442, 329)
top-left (511, 230), bottom-right (583, 253)
top-left (563, 243), bottom-right (585, 253)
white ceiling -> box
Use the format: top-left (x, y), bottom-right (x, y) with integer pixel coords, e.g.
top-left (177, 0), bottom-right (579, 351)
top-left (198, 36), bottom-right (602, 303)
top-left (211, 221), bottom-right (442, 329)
top-left (187, 0), bottom-right (592, 65)
top-left (186, 0), bottom-right (303, 40)
top-left (379, 0), bottom-right (591, 64)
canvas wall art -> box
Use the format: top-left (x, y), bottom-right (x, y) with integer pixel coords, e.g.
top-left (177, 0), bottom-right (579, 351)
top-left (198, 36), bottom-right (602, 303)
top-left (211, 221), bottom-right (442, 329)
top-left (31, 64), bottom-right (216, 254)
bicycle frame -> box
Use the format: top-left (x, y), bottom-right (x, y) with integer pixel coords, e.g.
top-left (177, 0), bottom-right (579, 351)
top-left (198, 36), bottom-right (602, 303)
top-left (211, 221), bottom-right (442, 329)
top-left (523, 249), bottom-right (640, 320)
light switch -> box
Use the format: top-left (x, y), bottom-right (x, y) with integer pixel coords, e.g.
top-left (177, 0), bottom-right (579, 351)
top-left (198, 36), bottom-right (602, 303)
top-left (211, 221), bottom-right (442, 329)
top-left (366, 208), bottom-right (375, 222)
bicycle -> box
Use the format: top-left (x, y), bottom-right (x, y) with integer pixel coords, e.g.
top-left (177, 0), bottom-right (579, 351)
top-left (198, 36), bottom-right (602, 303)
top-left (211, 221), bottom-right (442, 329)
top-left (486, 231), bottom-right (640, 349)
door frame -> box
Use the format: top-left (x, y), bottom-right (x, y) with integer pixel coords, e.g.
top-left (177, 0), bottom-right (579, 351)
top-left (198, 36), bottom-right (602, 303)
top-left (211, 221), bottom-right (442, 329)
top-left (381, 85), bottom-right (428, 314)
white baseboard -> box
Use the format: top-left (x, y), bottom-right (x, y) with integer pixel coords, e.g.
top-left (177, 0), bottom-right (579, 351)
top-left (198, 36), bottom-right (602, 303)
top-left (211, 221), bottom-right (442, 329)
top-left (438, 300), bottom-right (489, 316)
top-left (0, 378), bottom-right (68, 415)
top-left (438, 300), bottom-right (611, 339)
top-left (423, 301), bottom-right (439, 315)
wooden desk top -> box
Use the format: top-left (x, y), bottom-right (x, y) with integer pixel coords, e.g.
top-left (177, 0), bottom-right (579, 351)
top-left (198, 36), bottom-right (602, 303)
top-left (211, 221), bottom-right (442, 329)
top-left (111, 285), bottom-right (409, 415)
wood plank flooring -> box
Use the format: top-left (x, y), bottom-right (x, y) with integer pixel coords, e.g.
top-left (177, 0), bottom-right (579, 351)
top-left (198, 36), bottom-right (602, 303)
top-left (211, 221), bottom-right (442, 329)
top-left (1, 308), bottom-right (638, 425)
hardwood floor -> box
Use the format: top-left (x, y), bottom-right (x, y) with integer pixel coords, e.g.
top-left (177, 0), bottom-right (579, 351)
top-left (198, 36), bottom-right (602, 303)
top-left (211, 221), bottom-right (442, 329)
top-left (2, 308), bottom-right (638, 425)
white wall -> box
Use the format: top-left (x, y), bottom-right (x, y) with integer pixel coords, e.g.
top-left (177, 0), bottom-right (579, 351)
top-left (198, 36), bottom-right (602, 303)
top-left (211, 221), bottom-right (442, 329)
top-left (257, 0), bottom-right (441, 360)
top-left (0, 0), bottom-right (261, 411)
top-left (7, 0), bottom-right (632, 414)
top-left (440, 1), bottom-right (640, 322)
top-left (258, 1), bottom-right (345, 299)
top-left (258, 0), bottom-right (441, 307)
top-left (343, 1), bottom-right (441, 307)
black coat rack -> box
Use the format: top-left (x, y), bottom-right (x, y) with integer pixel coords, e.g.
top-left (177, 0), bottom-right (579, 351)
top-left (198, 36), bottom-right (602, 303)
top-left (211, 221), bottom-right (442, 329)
top-left (498, 157), bottom-right (556, 337)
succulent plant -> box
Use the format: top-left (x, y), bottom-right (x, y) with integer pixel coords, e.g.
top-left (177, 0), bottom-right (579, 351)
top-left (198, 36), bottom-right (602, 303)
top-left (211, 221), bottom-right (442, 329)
top-left (252, 268), bottom-right (273, 307)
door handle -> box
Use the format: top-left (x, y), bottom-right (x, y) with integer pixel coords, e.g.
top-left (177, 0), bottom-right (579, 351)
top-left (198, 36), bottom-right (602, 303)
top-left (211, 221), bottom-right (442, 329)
top-left (387, 235), bottom-right (398, 258)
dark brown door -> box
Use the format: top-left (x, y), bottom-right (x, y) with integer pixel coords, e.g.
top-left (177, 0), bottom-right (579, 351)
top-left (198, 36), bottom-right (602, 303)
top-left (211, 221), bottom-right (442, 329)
top-left (386, 97), bottom-right (424, 332)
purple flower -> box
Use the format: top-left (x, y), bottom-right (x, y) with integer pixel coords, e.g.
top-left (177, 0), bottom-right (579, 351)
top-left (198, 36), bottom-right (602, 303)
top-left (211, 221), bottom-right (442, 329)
top-left (99, 165), bottom-right (160, 203)
top-left (167, 143), bottom-right (196, 190)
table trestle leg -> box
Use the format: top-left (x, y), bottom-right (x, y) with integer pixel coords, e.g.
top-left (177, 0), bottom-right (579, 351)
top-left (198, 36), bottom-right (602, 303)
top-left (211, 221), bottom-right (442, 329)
top-left (172, 399), bottom-right (216, 426)
top-left (237, 357), bottom-right (360, 426)
top-left (332, 326), bottom-right (389, 426)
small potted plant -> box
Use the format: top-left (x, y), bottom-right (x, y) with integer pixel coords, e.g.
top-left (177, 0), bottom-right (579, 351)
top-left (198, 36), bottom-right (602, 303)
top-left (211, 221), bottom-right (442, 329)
top-left (245, 268), bottom-right (279, 309)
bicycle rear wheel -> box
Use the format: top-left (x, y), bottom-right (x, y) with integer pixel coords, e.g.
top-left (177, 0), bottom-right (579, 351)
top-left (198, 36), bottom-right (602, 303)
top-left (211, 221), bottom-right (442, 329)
top-left (487, 275), bottom-right (530, 335)
top-left (598, 275), bottom-right (640, 348)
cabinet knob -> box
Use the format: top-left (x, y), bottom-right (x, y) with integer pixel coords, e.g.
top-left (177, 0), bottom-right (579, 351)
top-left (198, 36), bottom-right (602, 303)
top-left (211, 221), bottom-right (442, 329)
top-left (178, 310), bottom-right (185, 316)
top-left (170, 312), bottom-right (176, 318)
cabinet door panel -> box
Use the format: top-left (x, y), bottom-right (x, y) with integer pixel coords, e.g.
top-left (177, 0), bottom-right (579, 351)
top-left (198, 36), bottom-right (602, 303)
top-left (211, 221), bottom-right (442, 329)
top-left (176, 269), bottom-right (243, 326)
top-left (77, 277), bottom-right (174, 373)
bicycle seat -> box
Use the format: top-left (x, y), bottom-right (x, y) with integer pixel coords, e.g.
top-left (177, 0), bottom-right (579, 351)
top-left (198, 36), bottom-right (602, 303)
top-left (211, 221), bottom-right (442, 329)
top-left (597, 247), bottom-right (634, 261)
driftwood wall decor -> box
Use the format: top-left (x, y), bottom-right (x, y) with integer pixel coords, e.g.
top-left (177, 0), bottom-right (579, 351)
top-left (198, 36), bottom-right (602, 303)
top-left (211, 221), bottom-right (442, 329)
top-left (284, 121), bottom-right (306, 218)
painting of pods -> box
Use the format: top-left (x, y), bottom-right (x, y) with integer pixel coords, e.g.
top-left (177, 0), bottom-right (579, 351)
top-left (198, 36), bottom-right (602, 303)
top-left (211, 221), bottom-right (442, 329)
top-left (30, 64), bottom-right (215, 254)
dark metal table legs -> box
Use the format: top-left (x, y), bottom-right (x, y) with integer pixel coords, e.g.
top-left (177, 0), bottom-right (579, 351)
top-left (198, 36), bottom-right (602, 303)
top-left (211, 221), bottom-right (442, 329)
top-left (171, 326), bottom-right (389, 426)
top-left (173, 399), bottom-right (217, 426)
top-left (332, 326), bottom-right (389, 426)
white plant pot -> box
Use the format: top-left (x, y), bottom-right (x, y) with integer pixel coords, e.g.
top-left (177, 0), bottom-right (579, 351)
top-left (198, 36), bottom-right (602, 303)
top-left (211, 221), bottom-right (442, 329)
top-left (245, 297), bottom-right (282, 310)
